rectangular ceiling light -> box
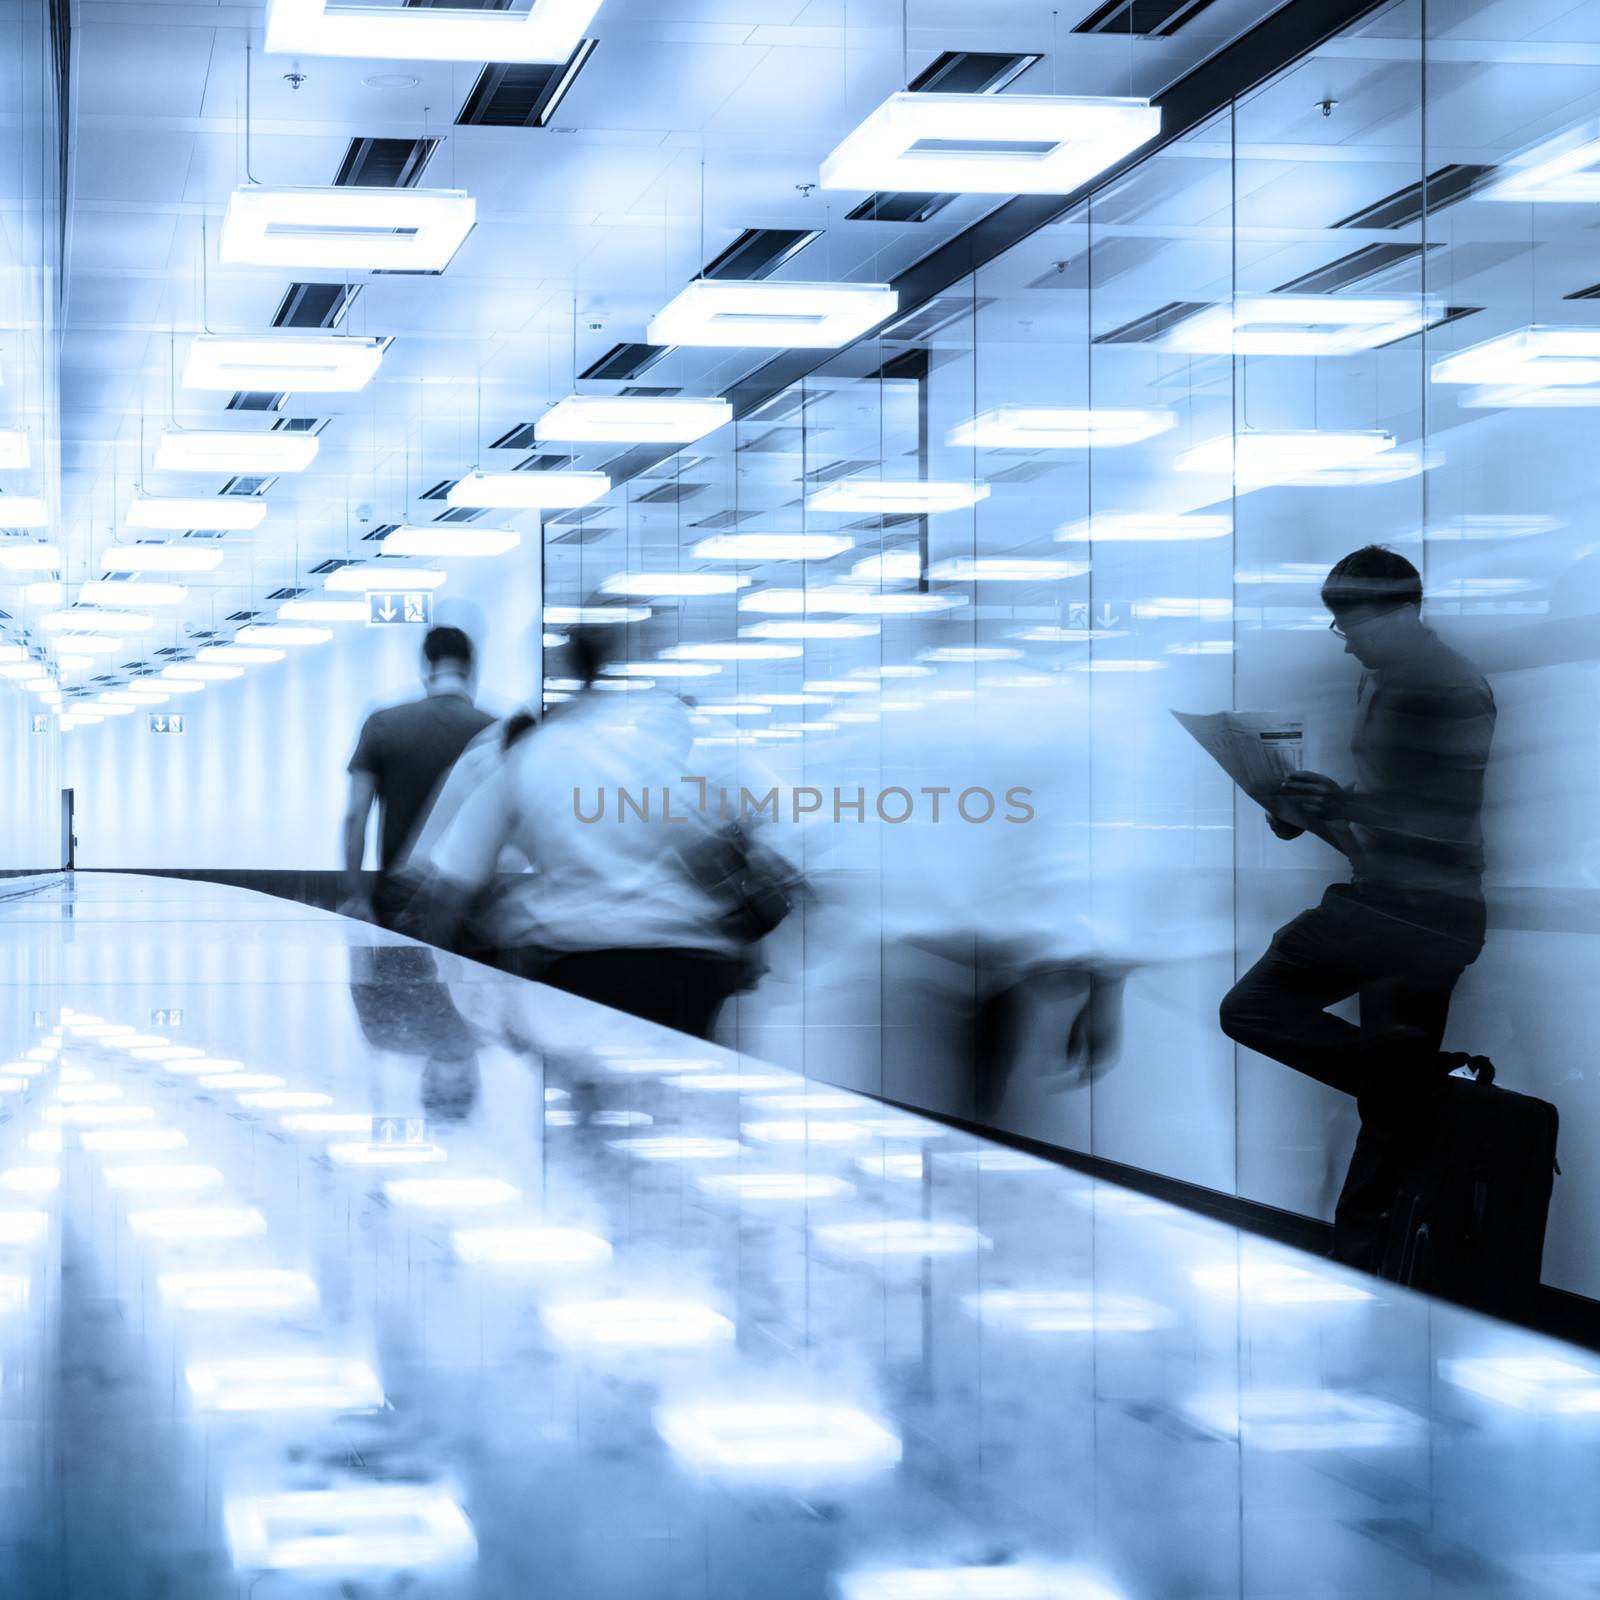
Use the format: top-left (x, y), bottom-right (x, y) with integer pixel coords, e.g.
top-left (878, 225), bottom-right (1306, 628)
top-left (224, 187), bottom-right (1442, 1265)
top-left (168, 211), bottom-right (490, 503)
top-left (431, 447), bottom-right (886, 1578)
top-left (1484, 121), bottom-right (1600, 203)
top-left (647, 280), bottom-right (898, 349)
top-left (807, 480), bottom-right (989, 514)
top-left (154, 430), bottom-right (319, 475)
top-left (1175, 430), bottom-right (1395, 487)
top-left (0, 432), bottom-right (30, 469)
top-left (445, 469), bottom-right (609, 510)
top-left (1161, 296), bottom-right (1435, 356)
top-left (265, 0), bottom-right (599, 64)
top-left (323, 565), bottom-right (446, 592)
top-left (277, 598), bottom-right (374, 622)
top-left (220, 185), bottom-right (476, 273)
top-left (739, 586), bottom-right (962, 616)
top-left (0, 497), bottom-right (48, 528)
top-left (78, 581), bottom-right (186, 607)
top-left (1431, 325), bottom-right (1600, 388)
top-left (0, 542), bottom-right (60, 570)
top-left (927, 558), bottom-right (1089, 582)
top-left (693, 533), bottom-right (854, 561)
top-left (380, 526), bottom-right (520, 558)
top-left (741, 619), bottom-right (880, 639)
top-left (663, 642), bottom-right (803, 661)
top-left (947, 405), bottom-right (1173, 448)
top-left (819, 92), bottom-right (1159, 195)
top-left (42, 609), bottom-right (153, 632)
top-left (1057, 512), bottom-right (1231, 541)
top-left (102, 544), bottom-right (225, 573)
top-left (182, 334), bottom-right (386, 394)
top-left (49, 635), bottom-right (124, 654)
top-left (234, 624), bottom-right (332, 646)
top-left (197, 645), bottom-right (285, 665)
top-left (599, 572), bottom-right (749, 597)
top-left (167, 663), bottom-right (242, 680)
top-left (127, 494), bottom-right (266, 531)
top-left (543, 604), bottom-right (650, 625)
top-left (535, 395), bottom-right (732, 445)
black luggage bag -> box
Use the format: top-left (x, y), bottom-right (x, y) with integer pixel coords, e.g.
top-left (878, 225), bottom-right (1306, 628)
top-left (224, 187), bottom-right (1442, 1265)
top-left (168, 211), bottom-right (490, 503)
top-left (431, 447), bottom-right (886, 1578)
top-left (1333, 1076), bottom-right (1559, 1316)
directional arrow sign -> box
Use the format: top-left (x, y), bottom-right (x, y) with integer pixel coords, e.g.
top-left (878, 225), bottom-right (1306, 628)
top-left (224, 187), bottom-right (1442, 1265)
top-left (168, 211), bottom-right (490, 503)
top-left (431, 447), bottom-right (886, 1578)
top-left (149, 713), bottom-right (185, 735)
top-left (368, 591), bottom-right (433, 628)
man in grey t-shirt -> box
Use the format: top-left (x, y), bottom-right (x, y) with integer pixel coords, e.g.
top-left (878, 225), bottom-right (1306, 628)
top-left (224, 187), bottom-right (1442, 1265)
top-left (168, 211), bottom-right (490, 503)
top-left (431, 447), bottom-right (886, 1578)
top-left (339, 626), bottom-right (495, 928)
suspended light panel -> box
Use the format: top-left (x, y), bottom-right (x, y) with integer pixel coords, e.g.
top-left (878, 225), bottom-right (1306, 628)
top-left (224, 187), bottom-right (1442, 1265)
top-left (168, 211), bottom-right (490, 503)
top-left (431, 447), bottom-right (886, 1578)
top-left (544, 604), bottom-right (650, 625)
top-left (220, 184), bottom-right (476, 273)
top-left (234, 624), bottom-right (332, 647)
top-left (1175, 430), bottom-right (1396, 488)
top-left (324, 565), bottom-right (446, 592)
top-left (535, 395), bottom-right (732, 445)
top-left (78, 582), bottom-right (186, 608)
top-left (692, 533), bottom-right (853, 561)
top-left (1160, 296), bottom-right (1436, 356)
top-left (379, 526), bottom-right (520, 558)
top-left (808, 480), bottom-right (989, 514)
top-left (198, 645), bottom-right (285, 665)
top-left (1484, 121), bottom-right (1600, 203)
top-left (0, 498), bottom-right (48, 528)
top-left (102, 544), bottom-right (225, 573)
top-left (647, 280), bottom-right (898, 349)
top-left (0, 542), bottom-right (60, 570)
top-left (126, 494), bottom-right (266, 531)
top-left (948, 406), bottom-right (1173, 449)
top-left (600, 572), bottom-right (750, 598)
top-left (182, 334), bottom-right (386, 393)
top-left (42, 609), bottom-right (153, 632)
top-left (445, 470), bottom-right (609, 510)
top-left (820, 92), bottom-right (1160, 195)
top-left (277, 598), bottom-right (368, 623)
top-left (0, 432), bottom-right (30, 469)
top-left (265, 0), bottom-right (599, 64)
top-left (25, 581), bottom-right (63, 605)
top-left (154, 430), bottom-right (319, 475)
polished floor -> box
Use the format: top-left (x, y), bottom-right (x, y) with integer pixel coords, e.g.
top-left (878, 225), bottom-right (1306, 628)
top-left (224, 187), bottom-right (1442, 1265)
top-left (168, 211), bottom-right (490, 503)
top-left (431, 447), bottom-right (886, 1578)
top-left (0, 874), bottom-right (1594, 1598)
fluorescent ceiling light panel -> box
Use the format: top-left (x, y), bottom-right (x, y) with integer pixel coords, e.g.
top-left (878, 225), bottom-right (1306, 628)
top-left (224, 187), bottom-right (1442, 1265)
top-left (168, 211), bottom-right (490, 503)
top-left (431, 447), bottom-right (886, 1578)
top-left (1174, 429), bottom-right (1395, 487)
top-left (1439, 1354), bottom-right (1600, 1414)
top-left (42, 609), bottom-right (152, 632)
top-left (446, 470), bottom-right (608, 510)
top-left (323, 565), bottom-right (446, 592)
top-left (544, 604), bottom-right (650, 625)
top-left (605, 661), bottom-right (720, 678)
top-left (839, 1566), bottom-right (1127, 1600)
top-left (820, 92), bottom-right (1159, 194)
top-left (535, 395), bottom-right (731, 445)
top-left (927, 558), bottom-right (1089, 582)
top-left (197, 645), bottom-right (284, 665)
top-left (154, 430), bottom-right (319, 475)
top-left (0, 432), bottom-right (30, 469)
top-left (221, 184), bottom-right (476, 273)
top-left (277, 598), bottom-right (367, 623)
top-left (182, 334), bottom-right (385, 394)
top-left (127, 494), bottom-right (266, 531)
top-left (380, 526), bottom-right (520, 558)
top-left (808, 480), bottom-right (989, 514)
top-left (1484, 121), bottom-right (1600, 202)
top-left (692, 533), bottom-right (853, 561)
top-left (600, 572), bottom-right (750, 597)
top-left (741, 619), bottom-right (879, 639)
top-left (223, 1487), bottom-right (476, 1573)
top-left (171, 664), bottom-right (243, 680)
top-left (656, 1401), bottom-right (901, 1475)
top-left (1162, 296), bottom-right (1434, 356)
top-left (234, 624), bottom-right (331, 647)
top-left (0, 497), bottom-right (48, 528)
top-left (50, 635), bottom-right (124, 654)
top-left (187, 1356), bottom-right (384, 1414)
top-left (1462, 383), bottom-right (1600, 408)
top-left (24, 582), bottom-right (62, 604)
top-left (0, 542), bottom-right (60, 570)
top-left (663, 642), bottom-right (803, 661)
top-left (948, 405), bottom-right (1173, 449)
top-left (159, 1269), bottom-right (317, 1313)
top-left (155, 678), bottom-right (205, 694)
top-left (78, 581), bottom-right (185, 607)
top-left (102, 544), bottom-right (224, 573)
top-left (648, 279), bottom-right (897, 349)
top-left (265, 0), bottom-right (598, 63)
top-left (1431, 325), bottom-right (1600, 388)
top-left (543, 1299), bottom-right (735, 1349)
top-left (1057, 513), bottom-right (1231, 542)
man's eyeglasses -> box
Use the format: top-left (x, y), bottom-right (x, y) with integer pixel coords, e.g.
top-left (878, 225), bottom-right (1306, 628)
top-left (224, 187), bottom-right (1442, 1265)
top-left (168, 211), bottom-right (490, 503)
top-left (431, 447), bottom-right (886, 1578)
top-left (1328, 618), bottom-right (1348, 639)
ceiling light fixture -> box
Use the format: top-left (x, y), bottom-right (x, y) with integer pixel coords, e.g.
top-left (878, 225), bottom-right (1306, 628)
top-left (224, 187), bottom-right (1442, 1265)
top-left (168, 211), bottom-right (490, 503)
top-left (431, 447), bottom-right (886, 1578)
top-left (166, 663), bottom-right (242, 681)
top-left (1160, 295), bottom-right (1436, 356)
top-left (648, 279), bottom-right (898, 349)
top-left (42, 609), bottom-right (153, 632)
top-left (1174, 429), bottom-right (1396, 488)
top-left (102, 544), bottom-right (225, 573)
top-left (323, 564), bottom-right (446, 592)
top-left (24, 581), bottom-right (63, 604)
top-left (820, 92), bottom-right (1160, 194)
top-left (1484, 121), bottom-right (1600, 203)
top-left (535, 395), bottom-right (731, 445)
top-left (599, 572), bottom-right (750, 598)
top-left (926, 558), bottom-right (1089, 582)
top-left (741, 620), bottom-right (880, 639)
top-left (77, 582), bottom-right (186, 607)
top-left (948, 405), bottom-right (1173, 449)
top-left (738, 586), bottom-right (963, 616)
top-left (220, 184), bottom-right (476, 272)
top-left (0, 498), bottom-right (48, 528)
top-left (807, 480), bottom-right (989, 514)
top-left (0, 432), bottom-right (30, 469)
top-left (197, 645), bottom-right (285, 665)
top-left (692, 533), bottom-right (853, 561)
top-left (126, 495), bottom-right (266, 531)
top-left (154, 430), bottom-right (319, 475)
top-left (663, 642), bottom-right (803, 661)
top-left (234, 624), bottom-right (332, 647)
top-left (0, 542), bottom-right (60, 569)
top-left (276, 598), bottom-right (368, 623)
top-left (182, 334), bottom-right (386, 393)
top-left (265, 0), bottom-right (600, 64)
top-left (445, 469), bottom-right (609, 510)
top-left (543, 604), bottom-right (650, 625)
top-left (379, 526), bottom-right (520, 558)
top-left (1431, 325), bottom-right (1600, 393)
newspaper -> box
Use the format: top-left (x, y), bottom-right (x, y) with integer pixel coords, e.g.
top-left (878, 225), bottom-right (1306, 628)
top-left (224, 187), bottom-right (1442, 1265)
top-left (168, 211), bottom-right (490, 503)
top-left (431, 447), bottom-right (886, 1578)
top-left (1172, 710), bottom-right (1305, 803)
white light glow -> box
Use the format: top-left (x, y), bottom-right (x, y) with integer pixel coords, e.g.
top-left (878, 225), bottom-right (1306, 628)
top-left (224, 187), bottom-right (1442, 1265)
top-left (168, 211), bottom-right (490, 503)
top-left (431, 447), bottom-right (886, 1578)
top-left (0, 498), bottom-right (49, 529)
top-left (1184, 1388), bottom-right (1424, 1451)
top-left (693, 533), bottom-right (854, 561)
top-left (1440, 1354), bottom-right (1600, 1414)
top-left (46, 1104), bottom-right (155, 1125)
top-left (739, 586), bottom-right (963, 616)
top-left (326, 1142), bottom-right (447, 1167)
top-left (48, 608), bottom-right (146, 635)
top-left (949, 405), bottom-right (1173, 449)
top-left (236, 1091), bottom-right (333, 1110)
top-left (964, 1289), bottom-right (1169, 1334)
top-left (1484, 121), bottom-right (1600, 203)
top-left (187, 1356), bottom-right (384, 1413)
top-left (158, 1269), bottom-right (319, 1313)
top-left (1058, 512), bottom-right (1231, 543)
top-left (0, 1276), bottom-right (28, 1314)
top-left (814, 1220), bottom-right (991, 1257)
top-left (808, 480), bottom-right (989, 514)
top-left (1162, 295), bottom-right (1434, 356)
top-left (78, 581), bottom-right (186, 608)
top-left (1432, 324), bottom-right (1600, 395)
top-left (127, 1207), bottom-right (267, 1240)
top-left (604, 661), bottom-right (720, 679)
top-left (183, 333), bottom-right (385, 393)
top-left (0, 1212), bottom-right (48, 1244)
top-left (649, 279), bottom-right (897, 349)
top-left (671, 1073), bottom-right (802, 1092)
top-left (656, 1401), bottom-right (901, 1475)
top-left (695, 1172), bottom-right (856, 1201)
top-left (0, 541), bottom-right (60, 568)
top-left (102, 543), bottom-right (225, 574)
top-left (609, 1136), bottom-right (743, 1161)
top-left (746, 1092), bottom-right (860, 1111)
top-left (543, 604), bottom-right (652, 625)
top-left (154, 429), bottom-right (319, 475)
top-left (279, 1113), bottom-right (375, 1134)
top-left (917, 646), bottom-right (1020, 663)
top-left (536, 395), bottom-right (732, 445)
top-left (742, 620), bottom-right (879, 640)
top-left (820, 91), bottom-right (1159, 194)
top-left (383, 1178), bottom-right (520, 1210)
top-left (25, 581), bottom-right (62, 604)
top-left (452, 1227), bottom-right (612, 1266)
top-left (104, 1165), bottom-right (226, 1193)
top-left (324, 565), bottom-right (446, 593)
top-left (224, 1486), bottom-right (477, 1573)
top-left (265, 0), bottom-right (598, 64)
top-left (839, 1566), bottom-right (1128, 1600)
top-left (741, 1119), bottom-right (871, 1146)
top-left (1189, 1259), bottom-right (1374, 1306)
top-left (200, 1073), bottom-right (284, 1090)
top-left (55, 1084), bottom-right (123, 1103)
top-left (379, 526), bottom-right (520, 558)
top-left (854, 1151), bottom-right (924, 1182)
top-left (0, 432), bottom-right (30, 469)
top-left (543, 1299), bottom-right (735, 1349)
top-left (166, 663), bottom-right (243, 681)
top-left (276, 599), bottom-right (368, 623)
top-left (600, 571), bottom-right (750, 598)
top-left (127, 494), bottom-right (266, 532)
top-left (232, 624), bottom-right (332, 648)
top-left (0, 1167), bottom-right (58, 1194)
top-left (221, 184), bottom-right (476, 272)
top-left (1175, 430), bottom-right (1396, 487)
top-left (446, 469), bottom-right (609, 510)
top-left (662, 642), bottom-right (801, 662)
top-left (196, 646), bottom-right (285, 667)
top-left (927, 558), bottom-right (1088, 582)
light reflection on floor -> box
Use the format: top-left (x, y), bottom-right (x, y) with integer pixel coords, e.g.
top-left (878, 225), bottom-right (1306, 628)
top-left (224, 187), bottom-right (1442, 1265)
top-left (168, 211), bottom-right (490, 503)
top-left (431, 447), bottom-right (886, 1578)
top-left (0, 874), bottom-right (1596, 1597)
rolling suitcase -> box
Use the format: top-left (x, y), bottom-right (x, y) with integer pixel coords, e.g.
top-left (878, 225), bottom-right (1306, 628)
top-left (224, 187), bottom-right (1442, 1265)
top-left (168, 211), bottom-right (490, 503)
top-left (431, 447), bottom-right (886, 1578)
top-left (1333, 1076), bottom-right (1559, 1316)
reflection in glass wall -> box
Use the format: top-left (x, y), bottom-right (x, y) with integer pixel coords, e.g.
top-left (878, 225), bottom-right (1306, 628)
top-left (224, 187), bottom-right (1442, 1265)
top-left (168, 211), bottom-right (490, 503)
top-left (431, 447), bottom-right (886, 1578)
top-left (0, 0), bottom-right (62, 872)
top-left (539, 0), bottom-right (1600, 1300)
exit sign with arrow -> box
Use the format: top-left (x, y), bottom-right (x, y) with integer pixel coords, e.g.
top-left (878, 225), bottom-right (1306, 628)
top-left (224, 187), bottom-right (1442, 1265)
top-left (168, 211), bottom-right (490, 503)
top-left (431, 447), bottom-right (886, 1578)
top-left (367, 591), bottom-right (434, 628)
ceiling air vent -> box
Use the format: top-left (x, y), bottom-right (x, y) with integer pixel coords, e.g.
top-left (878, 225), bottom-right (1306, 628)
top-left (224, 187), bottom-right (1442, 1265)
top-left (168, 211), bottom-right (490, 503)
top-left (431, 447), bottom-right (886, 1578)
top-left (333, 137), bottom-right (438, 190)
top-left (226, 610), bottom-right (260, 623)
top-left (514, 453), bottom-right (576, 472)
top-left (433, 507), bottom-right (486, 523)
top-left (273, 416), bottom-right (329, 435)
top-left (690, 509), bottom-right (759, 531)
top-left (1092, 300), bottom-right (1211, 345)
top-left (221, 475), bottom-right (277, 496)
top-left (455, 39), bottom-right (597, 128)
top-left (807, 458), bottom-right (879, 484)
top-left (1333, 164), bottom-right (1496, 230)
top-left (267, 586), bottom-right (306, 601)
top-left (846, 192), bottom-right (956, 224)
top-left (309, 558), bottom-right (355, 575)
top-left (272, 282), bottom-right (359, 330)
top-left (490, 422), bottom-right (538, 450)
top-left (1073, 0), bottom-right (1222, 38)
top-left (907, 51), bottom-right (1039, 94)
top-left (362, 524), bottom-right (401, 542)
top-left (701, 228), bottom-right (819, 282)
top-left (597, 445), bottom-right (678, 483)
top-left (578, 343), bottom-right (668, 382)
top-left (226, 392), bottom-right (286, 412)
top-left (1274, 242), bottom-right (1437, 294)
top-left (420, 479), bottom-right (458, 500)
top-left (635, 481), bottom-right (704, 506)
top-left (880, 296), bottom-right (994, 343)
top-left (1566, 281), bottom-right (1600, 301)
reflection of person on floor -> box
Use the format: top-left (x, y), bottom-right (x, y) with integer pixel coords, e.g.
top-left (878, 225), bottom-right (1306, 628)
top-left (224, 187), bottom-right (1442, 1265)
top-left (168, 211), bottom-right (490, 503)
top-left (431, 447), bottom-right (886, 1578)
top-left (1220, 546), bottom-right (1496, 1144)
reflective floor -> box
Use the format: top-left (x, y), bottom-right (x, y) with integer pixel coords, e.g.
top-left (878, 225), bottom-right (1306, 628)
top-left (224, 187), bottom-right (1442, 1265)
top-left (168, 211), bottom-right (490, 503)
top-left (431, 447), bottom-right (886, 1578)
top-left (2, 874), bottom-right (1596, 1598)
